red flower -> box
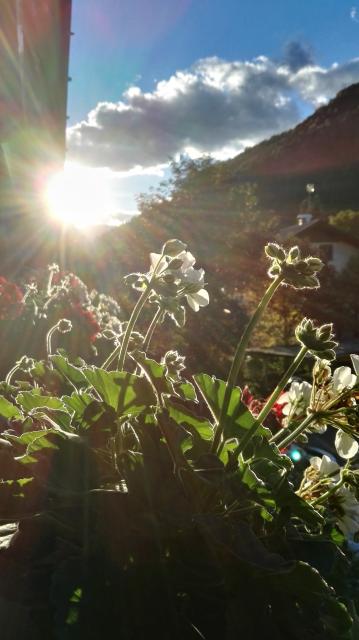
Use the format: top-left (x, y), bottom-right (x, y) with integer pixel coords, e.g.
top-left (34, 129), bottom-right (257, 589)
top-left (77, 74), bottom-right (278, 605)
top-left (0, 277), bottom-right (24, 320)
top-left (70, 303), bottom-right (101, 343)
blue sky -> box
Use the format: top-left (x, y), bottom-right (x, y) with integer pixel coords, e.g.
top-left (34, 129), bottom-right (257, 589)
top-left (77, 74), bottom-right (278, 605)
top-left (66, 0), bottom-right (359, 218)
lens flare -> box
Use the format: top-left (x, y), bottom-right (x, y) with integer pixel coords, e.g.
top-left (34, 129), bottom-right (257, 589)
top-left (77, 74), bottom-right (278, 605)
top-left (44, 163), bottom-right (116, 228)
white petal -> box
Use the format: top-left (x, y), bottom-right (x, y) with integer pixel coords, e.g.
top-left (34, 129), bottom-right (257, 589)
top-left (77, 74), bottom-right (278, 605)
top-left (181, 251), bottom-right (196, 270)
top-left (332, 366), bottom-right (356, 392)
top-left (299, 381), bottom-right (312, 403)
top-left (191, 289), bottom-right (209, 307)
top-left (310, 455), bottom-right (340, 477)
top-left (150, 253), bottom-right (168, 274)
top-left (319, 455), bottom-right (340, 477)
top-left (350, 354), bottom-right (359, 377)
top-left (186, 295), bottom-right (200, 312)
top-left (276, 392), bottom-right (289, 405)
top-left (309, 456), bottom-right (322, 472)
top-left (183, 267), bottom-right (205, 284)
top-left (335, 429), bottom-right (359, 459)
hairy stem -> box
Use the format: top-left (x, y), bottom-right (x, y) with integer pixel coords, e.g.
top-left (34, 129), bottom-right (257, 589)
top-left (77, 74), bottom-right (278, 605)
top-left (46, 325), bottom-right (58, 360)
top-left (103, 286), bottom-right (152, 371)
top-left (212, 275), bottom-right (283, 452)
top-left (5, 363), bottom-right (20, 386)
top-left (103, 253), bottom-right (166, 371)
top-left (236, 345), bottom-right (309, 455)
top-left (276, 411), bottom-right (315, 450)
top-left (310, 477), bottom-right (344, 507)
top-left (142, 306), bottom-right (163, 353)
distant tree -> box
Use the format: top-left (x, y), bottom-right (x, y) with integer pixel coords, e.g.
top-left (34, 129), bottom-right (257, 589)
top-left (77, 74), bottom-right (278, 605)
top-left (329, 209), bottom-right (359, 239)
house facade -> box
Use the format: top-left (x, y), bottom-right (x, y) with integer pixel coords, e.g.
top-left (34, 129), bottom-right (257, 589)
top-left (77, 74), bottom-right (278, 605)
top-left (277, 215), bottom-right (359, 272)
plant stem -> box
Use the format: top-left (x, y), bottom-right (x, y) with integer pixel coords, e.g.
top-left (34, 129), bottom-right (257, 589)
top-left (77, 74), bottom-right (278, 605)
top-left (236, 345), bottom-right (309, 455)
top-left (103, 286), bottom-right (152, 371)
top-left (46, 325), bottom-right (58, 359)
top-left (310, 477), bottom-right (344, 507)
top-left (212, 275), bottom-right (283, 452)
top-left (142, 306), bottom-right (163, 353)
top-left (103, 253), bottom-right (166, 371)
top-left (5, 363), bottom-right (20, 386)
top-left (276, 411), bottom-right (315, 450)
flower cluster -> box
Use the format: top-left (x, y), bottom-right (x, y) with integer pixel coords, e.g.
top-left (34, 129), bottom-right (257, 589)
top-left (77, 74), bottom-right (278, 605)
top-left (265, 243), bottom-right (324, 289)
top-left (125, 240), bottom-right (209, 328)
top-left (278, 354), bottom-right (359, 459)
top-left (295, 318), bottom-right (338, 360)
top-left (161, 350), bottom-right (186, 383)
top-left (298, 455), bottom-right (359, 538)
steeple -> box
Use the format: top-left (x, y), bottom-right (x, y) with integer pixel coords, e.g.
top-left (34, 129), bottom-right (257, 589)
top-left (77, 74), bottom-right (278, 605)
top-left (298, 183), bottom-right (322, 225)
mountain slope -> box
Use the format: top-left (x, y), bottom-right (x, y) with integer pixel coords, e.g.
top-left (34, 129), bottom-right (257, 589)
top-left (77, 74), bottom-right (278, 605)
top-left (222, 83), bottom-right (359, 214)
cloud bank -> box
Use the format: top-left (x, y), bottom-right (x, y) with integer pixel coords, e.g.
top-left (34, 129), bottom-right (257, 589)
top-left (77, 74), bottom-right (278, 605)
top-left (68, 46), bottom-right (359, 171)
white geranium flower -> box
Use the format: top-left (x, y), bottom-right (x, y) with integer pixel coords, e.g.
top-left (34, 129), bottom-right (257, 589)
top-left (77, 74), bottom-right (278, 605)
top-left (309, 455), bottom-right (340, 479)
top-left (350, 353), bottom-right (359, 377)
top-left (278, 381), bottom-right (312, 417)
top-left (149, 253), bottom-right (169, 275)
top-left (179, 251), bottom-right (196, 271)
top-left (186, 288), bottom-right (210, 312)
top-left (336, 486), bottom-right (359, 538)
top-left (335, 429), bottom-right (359, 459)
top-left (332, 366), bottom-right (356, 393)
top-left (175, 251), bottom-right (209, 312)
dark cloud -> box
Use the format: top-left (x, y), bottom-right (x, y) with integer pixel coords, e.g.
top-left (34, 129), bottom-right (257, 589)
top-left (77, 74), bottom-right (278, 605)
top-left (67, 52), bottom-right (359, 171)
top-left (283, 41), bottom-right (314, 72)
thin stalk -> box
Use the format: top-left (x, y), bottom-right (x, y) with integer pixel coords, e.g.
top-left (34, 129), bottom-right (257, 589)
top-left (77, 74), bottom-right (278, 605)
top-left (212, 275), bottom-right (283, 452)
top-left (46, 325), bottom-right (58, 359)
top-left (103, 286), bottom-right (152, 370)
top-left (5, 363), bottom-right (20, 386)
top-left (47, 270), bottom-right (55, 296)
top-left (142, 306), bottom-right (163, 353)
top-left (276, 412), bottom-right (315, 450)
top-left (103, 254), bottom-right (166, 371)
top-left (236, 345), bottom-right (309, 455)
top-left (310, 477), bottom-right (344, 507)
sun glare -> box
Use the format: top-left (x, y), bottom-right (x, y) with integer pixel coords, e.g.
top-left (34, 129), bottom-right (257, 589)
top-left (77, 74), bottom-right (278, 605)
top-left (44, 163), bottom-right (116, 228)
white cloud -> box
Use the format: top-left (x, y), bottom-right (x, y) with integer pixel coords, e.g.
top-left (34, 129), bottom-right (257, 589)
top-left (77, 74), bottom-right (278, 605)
top-left (350, 6), bottom-right (359, 22)
top-left (67, 50), bottom-right (359, 171)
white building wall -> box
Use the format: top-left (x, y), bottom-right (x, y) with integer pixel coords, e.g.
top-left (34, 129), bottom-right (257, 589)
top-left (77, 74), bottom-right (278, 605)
top-left (311, 241), bottom-right (358, 272)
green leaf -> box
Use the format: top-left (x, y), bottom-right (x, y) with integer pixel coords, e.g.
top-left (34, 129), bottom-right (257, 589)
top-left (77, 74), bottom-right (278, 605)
top-left (131, 352), bottom-right (174, 398)
top-left (0, 396), bottom-right (22, 420)
top-left (83, 367), bottom-right (156, 415)
top-left (167, 402), bottom-right (213, 440)
top-left (16, 391), bottom-right (66, 413)
top-left (51, 354), bottom-right (87, 387)
top-left (269, 562), bottom-right (352, 637)
top-left (196, 514), bottom-right (291, 571)
top-left (62, 392), bottom-right (94, 418)
top-left (176, 381), bottom-right (197, 402)
top-left (194, 374), bottom-right (270, 440)
top-left (8, 429), bottom-right (59, 456)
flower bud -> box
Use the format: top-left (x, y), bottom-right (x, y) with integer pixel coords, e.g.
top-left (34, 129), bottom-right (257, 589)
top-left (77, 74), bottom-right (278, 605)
top-left (313, 358), bottom-right (332, 384)
top-left (167, 257), bottom-right (184, 270)
top-left (287, 246), bottom-right (301, 262)
top-left (162, 239), bottom-right (187, 257)
top-left (306, 256), bottom-right (324, 272)
top-left (57, 319), bottom-right (72, 334)
top-left (18, 356), bottom-right (36, 373)
top-left (264, 243), bottom-right (286, 261)
top-left (317, 323), bottom-right (333, 340)
top-left (295, 318), bottom-right (337, 360)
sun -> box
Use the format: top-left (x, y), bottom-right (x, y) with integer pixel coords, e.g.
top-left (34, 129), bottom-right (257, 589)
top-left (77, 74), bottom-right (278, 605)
top-left (44, 163), bottom-right (116, 228)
